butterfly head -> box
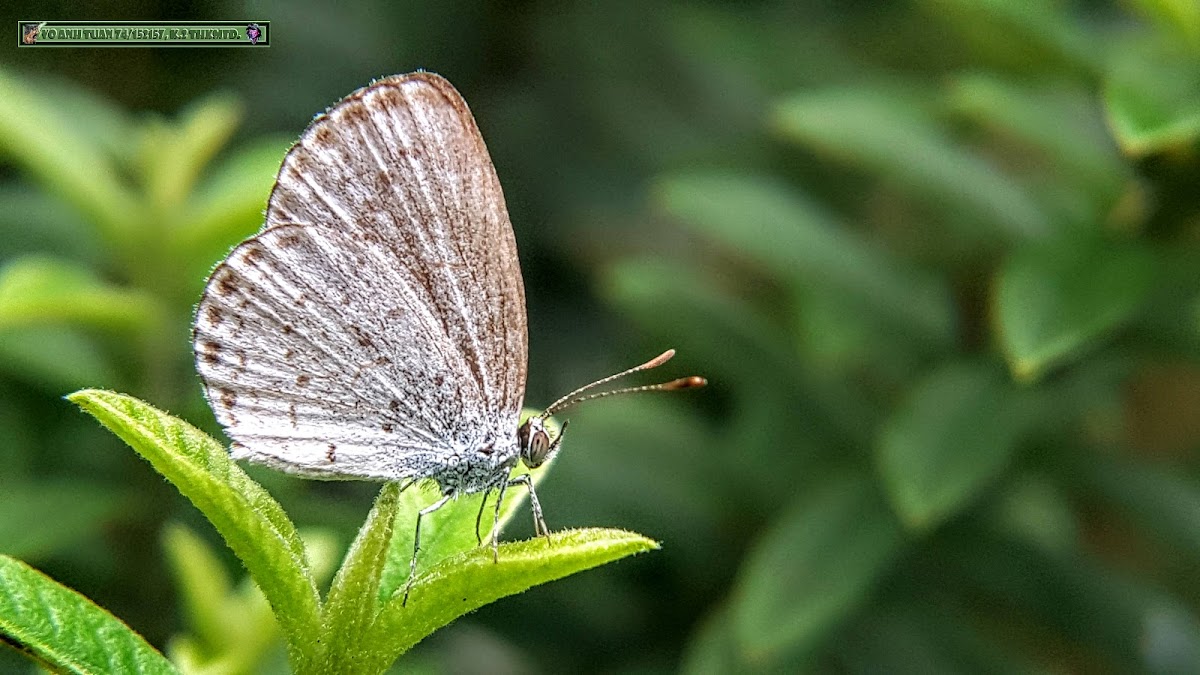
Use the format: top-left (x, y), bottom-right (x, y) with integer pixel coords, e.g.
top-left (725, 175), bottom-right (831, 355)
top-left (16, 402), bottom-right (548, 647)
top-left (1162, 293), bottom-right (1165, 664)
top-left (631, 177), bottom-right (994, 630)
top-left (517, 415), bottom-right (553, 469)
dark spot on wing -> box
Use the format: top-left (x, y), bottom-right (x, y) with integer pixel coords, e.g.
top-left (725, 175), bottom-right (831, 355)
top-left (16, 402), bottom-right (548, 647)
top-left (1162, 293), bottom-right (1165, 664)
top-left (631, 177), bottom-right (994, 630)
top-left (218, 388), bottom-right (237, 409)
top-left (342, 101), bottom-right (369, 123)
top-left (198, 340), bottom-right (220, 364)
top-left (479, 442), bottom-right (494, 456)
top-left (288, 155), bottom-right (312, 175)
top-left (389, 399), bottom-right (400, 412)
top-left (279, 232), bottom-right (304, 249)
top-left (282, 324), bottom-right (294, 334)
top-left (204, 305), bottom-right (223, 326)
top-left (296, 374), bottom-right (311, 387)
top-left (215, 271), bottom-right (238, 296)
top-left (314, 125), bottom-right (334, 145)
top-left (350, 325), bottom-right (374, 348)
top-left (375, 356), bottom-right (391, 365)
top-left (284, 348), bottom-right (294, 359)
top-left (381, 422), bottom-right (394, 433)
top-left (326, 443), bottom-right (337, 462)
top-left (241, 246), bottom-right (264, 264)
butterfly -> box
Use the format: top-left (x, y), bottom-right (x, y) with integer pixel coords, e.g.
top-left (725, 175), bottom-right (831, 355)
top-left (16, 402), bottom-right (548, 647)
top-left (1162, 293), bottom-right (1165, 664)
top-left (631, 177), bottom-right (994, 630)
top-left (192, 72), bottom-right (704, 602)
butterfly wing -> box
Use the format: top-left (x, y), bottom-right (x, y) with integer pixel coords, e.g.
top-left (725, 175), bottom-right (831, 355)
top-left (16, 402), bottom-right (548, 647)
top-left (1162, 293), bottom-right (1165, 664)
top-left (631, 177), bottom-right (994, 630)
top-left (193, 73), bottom-right (528, 481)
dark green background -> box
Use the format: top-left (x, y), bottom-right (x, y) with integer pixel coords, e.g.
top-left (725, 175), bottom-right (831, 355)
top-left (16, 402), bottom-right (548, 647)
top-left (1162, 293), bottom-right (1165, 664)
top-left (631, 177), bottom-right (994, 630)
top-left (2, 1), bottom-right (1200, 672)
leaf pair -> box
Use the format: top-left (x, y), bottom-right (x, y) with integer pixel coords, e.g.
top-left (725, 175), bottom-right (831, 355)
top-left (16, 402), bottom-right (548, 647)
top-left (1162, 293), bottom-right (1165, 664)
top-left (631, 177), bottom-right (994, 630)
top-left (0, 390), bottom-right (657, 674)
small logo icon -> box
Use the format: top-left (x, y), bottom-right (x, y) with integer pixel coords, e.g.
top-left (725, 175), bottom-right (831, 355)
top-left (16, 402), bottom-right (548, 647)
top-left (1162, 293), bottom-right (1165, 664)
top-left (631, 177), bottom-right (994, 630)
top-left (21, 22), bottom-right (45, 44)
top-left (245, 23), bottom-right (261, 45)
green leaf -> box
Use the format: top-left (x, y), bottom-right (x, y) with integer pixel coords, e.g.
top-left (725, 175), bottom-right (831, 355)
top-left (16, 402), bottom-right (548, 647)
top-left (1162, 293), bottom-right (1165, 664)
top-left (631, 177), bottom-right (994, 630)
top-left (994, 237), bottom-right (1155, 381)
top-left (35, 77), bottom-right (138, 166)
top-left (682, 603), bottom-right (820, 674)
top-left (1104, 37), bottom-right (1200, 156)
top-left (376, 411), bottom-right (560, 602)
top-left (360, 528), bottom-right (657, 672)
top-left (0, 482), bottom-right (124, 560)
top-left (945, 74), bottom-right (1128, 207)
top-left (730, 474), bottom-right (904, 663)
top-left (0, 554), bottom-right (177, 674)
top-left (986, 474), bottom-right (1079, 556)
top-left (67, 390), bottom-right (323, 672)
top-left (654, 173), bottom-right (956, 347)
top-left (772, 89), bottom-right (1051, 241)
top-left (162, 524), bottom-right (236, 658)
top-left (914, 0), bottom-right (1099, 75)
top-left (141, 94), bottom-right (243, 212)
top-left (165, 524), bottom-right (325, 675)
top-left (0, 67), bottom-right (140, 250)
top-left (320, 482), bottom-right (401, 671)
top-left (1125, 0), bottom-right (1200, 49)
top-left (876, 362), bottom-right (1032, 530)
top-left (0, 256), bottom-right (160, 332)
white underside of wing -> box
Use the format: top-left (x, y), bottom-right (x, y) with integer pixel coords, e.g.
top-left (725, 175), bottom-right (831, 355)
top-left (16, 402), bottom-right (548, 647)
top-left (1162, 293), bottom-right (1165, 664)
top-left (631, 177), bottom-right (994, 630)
top-left (194, 73), bottom-right (528, 484)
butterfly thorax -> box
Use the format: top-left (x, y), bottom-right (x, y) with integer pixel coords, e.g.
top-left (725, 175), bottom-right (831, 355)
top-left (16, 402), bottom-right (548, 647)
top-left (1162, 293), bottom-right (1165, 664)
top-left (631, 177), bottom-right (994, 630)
top-left (427, 438), bottom-right (520, 495)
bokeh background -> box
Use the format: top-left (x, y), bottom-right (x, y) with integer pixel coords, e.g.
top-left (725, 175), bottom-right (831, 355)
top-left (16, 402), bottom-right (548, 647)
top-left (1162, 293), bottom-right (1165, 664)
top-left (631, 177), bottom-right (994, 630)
top-left (3, 1), bottom-right (1200, 672)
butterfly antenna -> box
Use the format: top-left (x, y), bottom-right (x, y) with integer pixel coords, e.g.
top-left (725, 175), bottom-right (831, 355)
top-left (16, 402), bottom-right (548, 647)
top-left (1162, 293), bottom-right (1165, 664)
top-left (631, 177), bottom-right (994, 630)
top-left (541, 349), bottom-right (706, 417)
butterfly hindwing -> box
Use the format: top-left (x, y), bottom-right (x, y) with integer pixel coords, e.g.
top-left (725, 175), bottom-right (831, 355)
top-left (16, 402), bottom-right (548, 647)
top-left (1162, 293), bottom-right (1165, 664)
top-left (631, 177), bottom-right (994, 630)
top-left (194, 73), bottom-right (528, 484)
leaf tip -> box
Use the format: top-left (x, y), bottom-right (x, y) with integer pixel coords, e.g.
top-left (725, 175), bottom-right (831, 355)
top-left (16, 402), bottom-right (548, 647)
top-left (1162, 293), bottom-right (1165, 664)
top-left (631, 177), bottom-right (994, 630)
top-left (64, 388), bottom-right (108, 408)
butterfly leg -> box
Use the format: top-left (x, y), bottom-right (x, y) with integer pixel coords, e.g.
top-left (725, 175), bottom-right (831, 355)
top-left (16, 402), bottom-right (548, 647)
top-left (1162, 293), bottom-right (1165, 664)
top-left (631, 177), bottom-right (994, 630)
top-left (487, 478), bottom-right (510, 563)
top-left (402, 492), bottom-right (453, 606)
top-left (474, 489), bottom-right (490, 547)
top-left (507, 473), bottom-right (551, 544)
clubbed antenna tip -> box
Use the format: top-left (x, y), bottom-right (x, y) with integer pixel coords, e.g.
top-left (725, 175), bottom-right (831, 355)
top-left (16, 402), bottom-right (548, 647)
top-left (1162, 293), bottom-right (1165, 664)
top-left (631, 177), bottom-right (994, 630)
top-left (541, 350), bottom-right (705, 417)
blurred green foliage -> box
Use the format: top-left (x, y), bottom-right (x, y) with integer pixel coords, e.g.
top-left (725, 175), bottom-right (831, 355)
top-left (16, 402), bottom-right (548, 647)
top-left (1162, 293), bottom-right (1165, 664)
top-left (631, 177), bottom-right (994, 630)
top-left (1, 0), bottom-right (1200, 672)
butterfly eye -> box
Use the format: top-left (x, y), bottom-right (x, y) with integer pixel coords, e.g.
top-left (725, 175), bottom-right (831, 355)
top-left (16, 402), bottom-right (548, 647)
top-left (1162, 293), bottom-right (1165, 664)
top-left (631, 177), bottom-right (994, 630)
top-left (522, 428), bottom-right (550, 468)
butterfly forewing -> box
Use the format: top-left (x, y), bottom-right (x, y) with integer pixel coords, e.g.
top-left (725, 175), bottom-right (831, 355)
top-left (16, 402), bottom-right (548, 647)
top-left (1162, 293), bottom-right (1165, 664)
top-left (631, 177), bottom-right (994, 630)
top-left (194, 73), bottom-right (528, 483)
